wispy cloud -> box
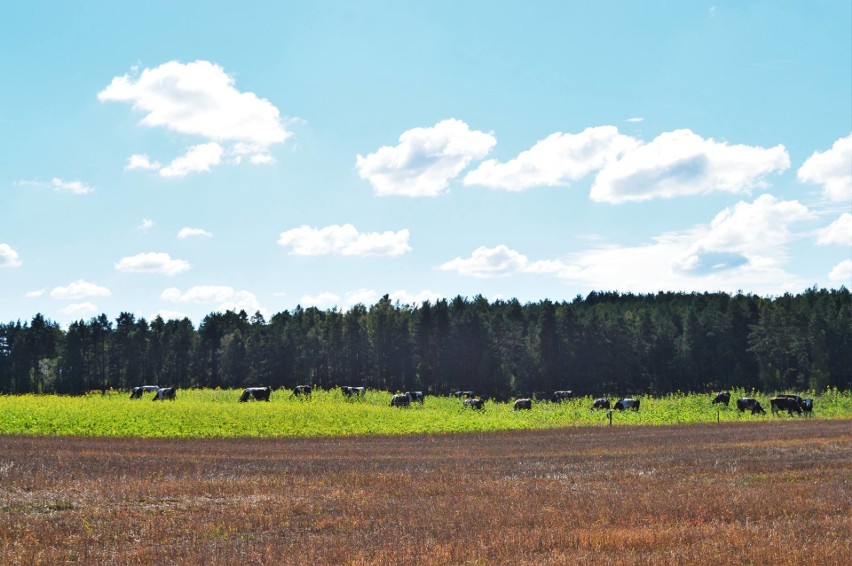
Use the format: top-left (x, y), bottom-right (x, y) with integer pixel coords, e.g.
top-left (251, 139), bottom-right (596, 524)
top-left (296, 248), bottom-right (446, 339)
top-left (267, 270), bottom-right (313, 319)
top-left (115, 252), bottom-right (190, 275)
top-left (50, 279), bottom-right (112, 300)
top-left (278, 224), bottom-right (412, 256)
top-left (177, 227), bottom-right (213, 239)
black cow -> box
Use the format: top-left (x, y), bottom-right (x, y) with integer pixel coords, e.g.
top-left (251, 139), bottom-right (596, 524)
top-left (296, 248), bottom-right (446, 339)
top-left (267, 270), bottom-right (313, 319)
top-left (130, 385), bottom-right (159, 399)
top-left (614, 398), bottom-right (640, 411)
top-left (513, 398), bottom-right (532, 411)
top-left (407, 391), bottom-right (425, 404)
top-left (736, 397), bottom-right (765, 415)
top-left (712, 391), bottom-right (731, 406)
top-left (390, 393), bottom-right (412, 408)
top-left (770, 395), bottom-right (804, 416)
top-left (591, 398), bottom-right (610, 410)
top-left (152, 387), bottom-right (176, 401)
top-left (342, 386), bottom-right (366, 398)
top-left (551, 390), bottom-right (574, 403)
top-left (463, 397), bottom-right (484, 410)
top-left (802, 398), bottom-right (814, 416)
top-left (452, 390), bottom-right (475, 399)
top-left (293, 385), bottom-right (312, 397)
top-left (239, 386), bottom-right (271, 402)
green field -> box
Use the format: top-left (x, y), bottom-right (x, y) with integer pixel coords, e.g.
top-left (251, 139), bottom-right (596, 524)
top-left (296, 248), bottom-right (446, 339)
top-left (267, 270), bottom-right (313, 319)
top-left (0, 387), bottom-right (850, 438)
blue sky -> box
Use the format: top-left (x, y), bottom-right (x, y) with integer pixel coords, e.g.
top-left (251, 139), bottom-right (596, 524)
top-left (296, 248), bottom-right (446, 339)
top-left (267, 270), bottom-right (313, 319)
top-left (2, 1), bottom-right (850, 326)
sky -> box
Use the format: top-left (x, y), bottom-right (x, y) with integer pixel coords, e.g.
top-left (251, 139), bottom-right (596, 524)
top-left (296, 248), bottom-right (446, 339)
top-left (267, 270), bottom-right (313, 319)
top-left (1, 1), bottom-right (850, 327)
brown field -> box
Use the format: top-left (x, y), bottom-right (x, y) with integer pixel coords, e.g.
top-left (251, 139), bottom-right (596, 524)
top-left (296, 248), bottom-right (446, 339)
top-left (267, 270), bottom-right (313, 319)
top-left (1, 420), bottom-right (850, 565)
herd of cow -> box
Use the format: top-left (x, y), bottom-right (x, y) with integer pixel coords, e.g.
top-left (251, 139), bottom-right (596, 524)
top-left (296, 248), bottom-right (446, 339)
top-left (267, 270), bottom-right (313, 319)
top-left (127, 385), bottom-right (814, 417)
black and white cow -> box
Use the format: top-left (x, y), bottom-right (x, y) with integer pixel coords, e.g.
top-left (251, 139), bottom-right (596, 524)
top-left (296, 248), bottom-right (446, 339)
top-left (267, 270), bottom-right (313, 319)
top-left (130, 385), bottom-right (159, 399)
top-left (390, 392), bottom-right (412, 408)
top-left (463, 397), bottom-right (484, 410)
top-left (736, 397), bottom-right (765, 415)
top-left (591, 398), bottom-right (610, 410)
top-left (293, 385), bottom-right (312, 397)
top-left (802, 397), bottom-right (814, 416)
top-left (342, 386), bottom-right (366, 398)
top-left (551, 390), bottom-right (574, 403)
top-left (614, 398), bottom-right (640, 411)
top-left (452, 390), bottom-right (475, 399)
top-left (712, 391), bottom-right (731, 406)
top-left (513, 398), bottom-right (532, 411)
top-left (770, 395), bottom-right (804, 416)
top-left (239, 386), bottom-right (271, 402)
top-left (407, 391), bottom-right (425, 404)
top-left (152, 387), bottom-right (177, 401)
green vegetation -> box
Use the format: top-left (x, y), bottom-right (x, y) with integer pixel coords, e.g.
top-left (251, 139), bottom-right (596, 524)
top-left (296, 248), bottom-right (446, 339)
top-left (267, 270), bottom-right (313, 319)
top-left (1, 388), bottom-right (849, 438)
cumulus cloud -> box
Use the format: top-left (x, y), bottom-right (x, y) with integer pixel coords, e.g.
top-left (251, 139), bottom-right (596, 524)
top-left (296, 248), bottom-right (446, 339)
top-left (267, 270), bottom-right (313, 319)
top-left (159, 143), bottom-right (223, 178)
top-left (60, 302), bottom-right (100, 317)
top-left (356, 119), bottom-right (496, 196)
top-left (152, 309), bottom-right (189, 321)
top-left (797, 134), bottom-right (852, 202)
top-left (161, 285), bottom-right (266, 316)
top-left (464, 126), bottom-right (639, 191)
top-left (51, 178), bottom-right (95, 195)
top-left (440, 195), bottom-right (813, 295)
top-left (99, 60), bottom-right (290, 175)
top-left (590, 129), bottom-right (790, 203)
top-left (115, 252), bottom-right (190, 275)
top-left (299, 292), bottom-right (342, 308)
top-left (139, 218), bottom-right (154, 231)
top-left (50, 279), bottom-right (112, 300)
top-left (177, 227), bottom-right (213, 239)
top-left (828, 260), bottom-right (852, 284)
top-left (816, 213), bottom-right (852, 246)
top-left (277, 224), bottom-right (412, 256)
top-left (126, 154), bottom-right (162, 171)
top-left (0, 244), bottom-right (22, 268)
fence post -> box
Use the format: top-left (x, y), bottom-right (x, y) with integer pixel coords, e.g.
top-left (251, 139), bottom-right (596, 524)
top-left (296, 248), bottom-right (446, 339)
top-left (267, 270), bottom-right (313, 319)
top-left (607, 410), bottom-right (613, 426)
top-left (717, 409), bottom-right (720, 423)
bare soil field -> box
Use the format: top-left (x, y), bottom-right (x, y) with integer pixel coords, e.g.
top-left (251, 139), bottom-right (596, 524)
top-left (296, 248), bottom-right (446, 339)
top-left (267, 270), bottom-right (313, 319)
top-left (1, 420), bottom-right (850, 565)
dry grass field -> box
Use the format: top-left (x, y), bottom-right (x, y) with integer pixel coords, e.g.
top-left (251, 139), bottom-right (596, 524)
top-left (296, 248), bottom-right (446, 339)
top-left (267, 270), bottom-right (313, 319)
top-left (1, 420), bottom-right (850, 565)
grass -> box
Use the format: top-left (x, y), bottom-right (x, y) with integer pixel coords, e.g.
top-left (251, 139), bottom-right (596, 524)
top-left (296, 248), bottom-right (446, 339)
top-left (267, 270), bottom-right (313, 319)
top-left (0, 420), bottom-right (849, 564)
top-left (0, 387), bottom-right (850, 438)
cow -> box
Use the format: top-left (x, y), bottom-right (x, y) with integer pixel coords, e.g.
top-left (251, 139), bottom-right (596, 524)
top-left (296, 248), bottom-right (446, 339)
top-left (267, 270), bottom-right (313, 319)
top-left (452, 390), bottom-right (475, 399)
top-left (407, 391), bottom-right (425, 404)
top-left (342, 386), bottom-right (366, 398)
top-left (239, 386), bottom-right (271, 402)
top-left (770, 395), bottom-right (804, 416)
top-left (712, 391), bottom-right (731, 406)
top-left (390, 393), bottom-right (412, 408)
top-left (130, 385), bottom-right (159, 399)
top-left (152, 387), bottom-right (177, 401)
top-left (551, 390), bottom-right (574, 403)
top-left (463, 397), bottom-right (484, 410)
top-left (591, 398), bottom-right (610, 410)
top-left (802, 398), bottom-right (814, 416)
top-left (513, 398), bottom-right (532, 411)
top-left (736, 397), bottom-right (765, 415)
top-left (293, 385), bottom-right (312, 398)
top-left (614, 398), bottom-right (640, 411)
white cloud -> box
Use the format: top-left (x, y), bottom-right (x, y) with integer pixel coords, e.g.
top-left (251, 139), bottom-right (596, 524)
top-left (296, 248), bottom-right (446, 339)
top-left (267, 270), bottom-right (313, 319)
top-left (177, 227), bottom-right (213, 239)
top-left (464, 126), bottom-right (639, 191)
top-left (440, 195), bottom-right (813, 295)
top-left (159, 143), bottom-right (223, 178)
top-left (817, 213), bottom-right (852, 246)
top-left (590, 129), bottom-right (790, 203)
top-left (126, 154), bottom-right (162, 171)
top-left (99, 60), bottom-right (289, 174)
top-left (298, 288), bottom-right (443, 308)
top-left (626, 117), bottom-right (644, 123)
top-left (25, 289), bottom-right (45, 299)
top-left (152, 309), bottom-right (190, 321)
top-left (356, 119), bottom-right (496, 196)
top-left (60, 302), bottom-right (100, 317)
top-left (388, 289), bottom-right (444, 306)
top-left (299, 292), bottom-right (341, 308)
top-left (797, 134), bottom-right (852, 202)
top-left (277, 224), bottom-right (412, 256)
top-left (161, 286), bottom-right (266, 316)
top-left (828, 260), bottom-right (852, 284)
top-left (51, 178), bottom-right (95, 195)
top-left (139, 218), bottom-right (154, 231)
top-left (115, 252), bottom-right (190, 275)
top-left (0, 244), bottom-right (22, 268)
top-left (50, 279), bottom-right (112, 300)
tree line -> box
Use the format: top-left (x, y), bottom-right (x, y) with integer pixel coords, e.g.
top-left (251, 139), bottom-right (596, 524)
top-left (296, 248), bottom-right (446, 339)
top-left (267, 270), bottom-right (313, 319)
top-left (1, 288), bottom-right (849, 399)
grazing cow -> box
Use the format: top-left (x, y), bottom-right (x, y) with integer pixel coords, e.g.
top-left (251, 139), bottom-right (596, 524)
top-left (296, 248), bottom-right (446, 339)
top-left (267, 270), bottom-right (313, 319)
top-left (770, 395), bottom-right (804, 416)
top-left (712, 391), bottom-right (731, 406)
top-left (614, 398), bottom-right (640, 411)
top-left (152, 387), bottom-right (177, 401)
top-left (407, 391), bottom-right (425, 404)
top-left (463, 397), bottom-right (484, 410)
top-left (736, 397), bottom-right (766, 415)
top-left (513, 398), bottom-right (532, 411)
top-left (130, 385), bottom-right (159, 399)
top-left (293, 385), bottom-right (312, 397)
top-left (239, 386), bottom-right (271, 402)
top-left (591, 398), bottom-right (610, 410)
top-left (551, 390), bottom-right (574, 403)
top-left (390, 392), bottom-right (412, 408)
top-left (452, 390), bottom-right (475, 399)
top-left (342, 386), bottom-right (366, 398)
top-left (802, 398), bottom-right (814, 416)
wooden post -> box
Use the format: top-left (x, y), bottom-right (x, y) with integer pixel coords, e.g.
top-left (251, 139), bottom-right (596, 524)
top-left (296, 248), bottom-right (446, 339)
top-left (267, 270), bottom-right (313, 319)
top-left (607, 410), bottom-right (613, 427)
top-left (717, 409), bottom-right (720, 423)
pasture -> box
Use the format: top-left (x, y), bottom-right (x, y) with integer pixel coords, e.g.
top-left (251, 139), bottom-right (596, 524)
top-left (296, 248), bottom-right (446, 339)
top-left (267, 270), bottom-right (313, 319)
top-left (0, 387), bottom-right (850, 438)
top-left (0, 420), bottom-right (850, 564)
